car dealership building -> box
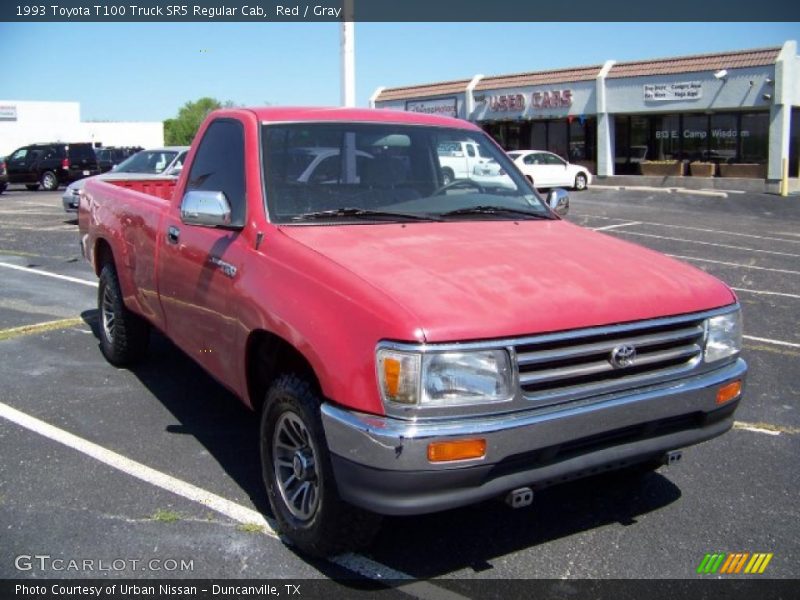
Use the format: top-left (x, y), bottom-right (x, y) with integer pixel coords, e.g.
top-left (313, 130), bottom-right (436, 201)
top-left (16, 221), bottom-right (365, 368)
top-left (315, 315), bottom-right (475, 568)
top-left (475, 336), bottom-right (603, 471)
top-left (0, 100), bottom-right (163, 157)
top-left (372, 41), bottom-right (800, 192)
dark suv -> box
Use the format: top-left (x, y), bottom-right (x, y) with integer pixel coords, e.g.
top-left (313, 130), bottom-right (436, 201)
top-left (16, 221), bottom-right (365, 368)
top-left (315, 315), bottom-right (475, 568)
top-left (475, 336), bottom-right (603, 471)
top-left (5, 143), bottom-right (100, 191)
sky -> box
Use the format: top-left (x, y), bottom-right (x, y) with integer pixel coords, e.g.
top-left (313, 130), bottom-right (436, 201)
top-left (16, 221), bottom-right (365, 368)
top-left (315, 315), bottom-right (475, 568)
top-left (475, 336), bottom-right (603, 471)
top-left (0, 22), bottom-right (798, 122)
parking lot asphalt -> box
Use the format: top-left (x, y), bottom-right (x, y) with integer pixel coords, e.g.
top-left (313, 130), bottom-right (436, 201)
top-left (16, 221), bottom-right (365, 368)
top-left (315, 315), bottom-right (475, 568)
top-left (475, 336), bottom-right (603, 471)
top-left (0, 184), bottom-right (798, 589)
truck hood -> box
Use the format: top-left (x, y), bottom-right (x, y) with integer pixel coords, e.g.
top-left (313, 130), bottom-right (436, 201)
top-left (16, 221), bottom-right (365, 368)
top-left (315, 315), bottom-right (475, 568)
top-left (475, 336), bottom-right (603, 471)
top-left (280, 220), bottom-right (734, 342)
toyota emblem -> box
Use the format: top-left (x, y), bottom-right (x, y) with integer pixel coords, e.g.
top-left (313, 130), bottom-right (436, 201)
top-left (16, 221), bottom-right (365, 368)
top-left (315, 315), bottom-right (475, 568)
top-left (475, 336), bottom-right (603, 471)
top-left (610, 344), bottom-right (637, 368)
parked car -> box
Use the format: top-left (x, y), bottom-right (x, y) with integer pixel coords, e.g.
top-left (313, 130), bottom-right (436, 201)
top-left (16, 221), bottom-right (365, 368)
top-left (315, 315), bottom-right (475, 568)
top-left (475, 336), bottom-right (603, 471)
top-left (507, 150), bottom-right (591, 190)
top-left (63, 147), bottom-right (188, 212)
top-left (0, 157), bottom-right (7, 194)
top-left (95, 147), bottom-right (141, 173)
top-left (80, 107), bottom-right (745, 558)
top-left (5, 142), bottom-right (100, 191)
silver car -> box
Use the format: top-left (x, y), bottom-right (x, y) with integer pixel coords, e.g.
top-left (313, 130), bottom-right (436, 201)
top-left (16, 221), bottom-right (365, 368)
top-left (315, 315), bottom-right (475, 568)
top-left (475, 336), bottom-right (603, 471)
top-left (62, 146), bottom-right (188, 213)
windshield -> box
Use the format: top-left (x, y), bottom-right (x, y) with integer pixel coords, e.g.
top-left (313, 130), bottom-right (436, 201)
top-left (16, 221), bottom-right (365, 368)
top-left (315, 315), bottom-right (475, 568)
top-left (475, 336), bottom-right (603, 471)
top-left (115, 150), bottom-right (178, 174)
top-left (262, 123), bottom-right (548, 224)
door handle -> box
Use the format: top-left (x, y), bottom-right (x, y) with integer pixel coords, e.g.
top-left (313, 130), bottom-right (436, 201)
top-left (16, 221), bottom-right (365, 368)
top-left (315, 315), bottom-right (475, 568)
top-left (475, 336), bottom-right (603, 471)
top-left (167, 226), bottom-right (180, 244)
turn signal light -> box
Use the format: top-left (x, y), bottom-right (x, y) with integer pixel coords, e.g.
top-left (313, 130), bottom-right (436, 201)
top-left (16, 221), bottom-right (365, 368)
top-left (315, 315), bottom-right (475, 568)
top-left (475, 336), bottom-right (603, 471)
top-left (427, 439), bottom-right (486, 462)
top-left (716, 380), bottom-right (742, 405)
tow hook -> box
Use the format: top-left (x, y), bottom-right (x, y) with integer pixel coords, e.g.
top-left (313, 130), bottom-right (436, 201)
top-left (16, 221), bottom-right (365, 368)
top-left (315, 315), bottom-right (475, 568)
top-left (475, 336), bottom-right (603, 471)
top-left (505, 487), bottom-right (534, 508)
top-left (662, 450), bottom-right (683, 466)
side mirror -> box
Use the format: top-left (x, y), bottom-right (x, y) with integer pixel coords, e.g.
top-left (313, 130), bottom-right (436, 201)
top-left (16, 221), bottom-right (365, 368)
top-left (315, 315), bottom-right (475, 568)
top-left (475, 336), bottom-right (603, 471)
top-left (547, 188), bottom-right (570, 216)
top-left (180, 190), bottom-right (232, 227)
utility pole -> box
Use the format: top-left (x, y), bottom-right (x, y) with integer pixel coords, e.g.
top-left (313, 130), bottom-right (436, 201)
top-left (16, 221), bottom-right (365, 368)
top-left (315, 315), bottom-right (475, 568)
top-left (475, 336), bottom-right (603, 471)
top-left (340, 0), bottom-right (355, 107)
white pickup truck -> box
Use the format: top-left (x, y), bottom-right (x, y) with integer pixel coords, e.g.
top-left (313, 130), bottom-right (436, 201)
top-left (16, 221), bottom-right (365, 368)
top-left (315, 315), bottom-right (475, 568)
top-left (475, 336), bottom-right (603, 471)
top-left (437, 140), bottom-right (493, 184)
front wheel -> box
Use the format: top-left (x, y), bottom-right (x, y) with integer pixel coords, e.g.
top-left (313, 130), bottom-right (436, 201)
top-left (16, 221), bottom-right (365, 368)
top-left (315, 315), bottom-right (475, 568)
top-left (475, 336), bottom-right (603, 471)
top-left (261, 374), bottom-right (380, 557)
top-left (573, 173), bottom-right (588, 191)
top-left (97, 263), bottom-right (150, 365)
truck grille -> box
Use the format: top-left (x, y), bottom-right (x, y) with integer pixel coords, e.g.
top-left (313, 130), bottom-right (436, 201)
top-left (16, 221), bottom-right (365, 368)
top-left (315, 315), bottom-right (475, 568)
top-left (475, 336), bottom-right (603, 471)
top-left (514, 316), bottom-right (706, 405)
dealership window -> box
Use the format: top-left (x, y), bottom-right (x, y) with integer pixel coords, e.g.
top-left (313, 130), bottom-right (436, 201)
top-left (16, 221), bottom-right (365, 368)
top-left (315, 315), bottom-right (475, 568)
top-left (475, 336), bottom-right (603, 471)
top-left (651, 115), bottom-right (680, 160)
top-left (482, 118), bottom-right (595, 167)
top-left (568, 118), bottom-right (595, 163)
top-left (531, 122), bottom-right (547, 150)
top-left (613, 111), bottom-right (770, 176)
top-left (681, 114), bottom-right (709, 161)
top-left (740, 112), bottom-right (769, 165)
top-left (790, 109), bottom-right (800, 178)
top-left (548, 122), bottom-right (568, 159)
top-left (709, 114), bottom-right (738, 164)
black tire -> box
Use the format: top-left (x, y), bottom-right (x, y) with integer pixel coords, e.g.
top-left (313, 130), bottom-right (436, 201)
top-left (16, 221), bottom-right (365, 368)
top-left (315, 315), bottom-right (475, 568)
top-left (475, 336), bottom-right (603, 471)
top-left (0, 183), bottom-right (6, 195)
top-left (97, 263), bottom-right (150, 365)
top-left (40, 170), bottom-right (59, 191)
top-left (26, 184), bottom-right (40, 191)
top-left (573, 173), bottom-right (588, 191)
top-left (441, 168), bottom-right (454, 186)
top-left (261, 374), bottom-right (381, 557)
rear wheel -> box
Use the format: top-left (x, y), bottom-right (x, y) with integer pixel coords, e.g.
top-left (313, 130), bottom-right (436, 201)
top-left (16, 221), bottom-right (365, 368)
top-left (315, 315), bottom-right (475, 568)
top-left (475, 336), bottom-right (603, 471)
top-left (40, 170), bottom-right (59, 191)
top-left (97, 263), bottom-right (150, 365)
top-left (441, 168), bottom-right (454, 186)
top-left (573, 173), bottom-right (588, 191)
top-left (261, 374), bottom-right (380, 557)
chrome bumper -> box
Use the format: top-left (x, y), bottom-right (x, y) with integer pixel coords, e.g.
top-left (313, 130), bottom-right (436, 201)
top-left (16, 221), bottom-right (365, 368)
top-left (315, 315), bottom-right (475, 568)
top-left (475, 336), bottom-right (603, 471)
top-left (321, 358), bottom-right (746, 515)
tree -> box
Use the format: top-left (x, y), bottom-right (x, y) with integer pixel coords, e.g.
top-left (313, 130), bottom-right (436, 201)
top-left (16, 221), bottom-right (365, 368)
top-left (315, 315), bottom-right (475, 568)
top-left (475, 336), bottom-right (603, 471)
top-left (164, 97), bottom-right (227, 146)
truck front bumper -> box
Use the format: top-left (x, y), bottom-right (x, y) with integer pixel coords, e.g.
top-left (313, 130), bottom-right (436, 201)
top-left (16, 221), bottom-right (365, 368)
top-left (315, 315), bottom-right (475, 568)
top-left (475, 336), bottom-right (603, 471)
top-left (321, 358), bottom-right (746, 516)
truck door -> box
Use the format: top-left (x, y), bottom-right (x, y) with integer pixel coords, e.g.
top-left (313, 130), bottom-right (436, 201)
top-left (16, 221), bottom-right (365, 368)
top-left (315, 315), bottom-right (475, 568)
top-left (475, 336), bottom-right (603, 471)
top-left (157, 118), bottom-right (248, 391)
top-left (6, 147), bottom-right (37, 183)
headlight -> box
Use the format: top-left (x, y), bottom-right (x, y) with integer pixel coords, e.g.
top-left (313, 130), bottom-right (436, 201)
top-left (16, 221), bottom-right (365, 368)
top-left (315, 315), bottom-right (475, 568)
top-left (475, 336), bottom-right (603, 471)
top-left (377, 348), bottom-right (513, 407)
top-left (705, 309), bottom-right (742, 363)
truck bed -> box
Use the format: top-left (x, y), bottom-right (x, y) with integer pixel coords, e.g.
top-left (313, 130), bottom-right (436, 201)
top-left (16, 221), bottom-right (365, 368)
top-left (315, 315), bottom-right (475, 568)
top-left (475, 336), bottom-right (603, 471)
top-left (107, 177), bottom-right (177, 201)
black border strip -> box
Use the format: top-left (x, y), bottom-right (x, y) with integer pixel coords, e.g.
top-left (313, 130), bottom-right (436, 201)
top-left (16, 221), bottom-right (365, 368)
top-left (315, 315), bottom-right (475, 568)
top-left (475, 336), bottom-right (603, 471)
top-left (2, 0), bottom-right (799, 22)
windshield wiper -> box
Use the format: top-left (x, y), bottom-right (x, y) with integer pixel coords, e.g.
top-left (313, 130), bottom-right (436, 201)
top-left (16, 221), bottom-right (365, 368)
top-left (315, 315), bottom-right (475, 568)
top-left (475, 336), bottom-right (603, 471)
top-left (439, 205), bottom-right (553, 220)
top-left (292, 207), bottom-right (442, 222)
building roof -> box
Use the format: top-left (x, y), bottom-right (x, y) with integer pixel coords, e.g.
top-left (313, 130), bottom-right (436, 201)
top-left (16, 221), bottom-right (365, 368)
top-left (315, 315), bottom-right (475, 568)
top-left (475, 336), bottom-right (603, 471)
top-left (375, 79), bottom-right (473, 102)
top-left (474, 65), bottom-right (603, 91)
top-left (373, 45), bottom-right (783, 103)
top-left (607, 46), bottom-right (780, 79)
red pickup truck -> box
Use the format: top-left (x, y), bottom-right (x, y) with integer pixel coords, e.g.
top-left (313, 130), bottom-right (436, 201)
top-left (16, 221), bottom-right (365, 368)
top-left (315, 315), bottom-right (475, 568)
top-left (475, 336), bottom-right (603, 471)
top-left (79, 107), bottom-right (746, 557)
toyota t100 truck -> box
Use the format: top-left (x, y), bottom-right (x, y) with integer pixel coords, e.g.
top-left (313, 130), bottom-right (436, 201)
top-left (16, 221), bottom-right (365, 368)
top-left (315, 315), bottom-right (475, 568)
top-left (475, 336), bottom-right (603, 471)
top-left (79, 107), bottom-right (746, 557)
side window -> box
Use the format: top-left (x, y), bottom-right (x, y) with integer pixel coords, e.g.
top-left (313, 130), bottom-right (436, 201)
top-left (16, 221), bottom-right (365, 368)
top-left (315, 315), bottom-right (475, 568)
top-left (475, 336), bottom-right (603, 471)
top-left (186, 119), bottom-right (246, 226)
top-left (524, 154), bottom-right (537, 165)
top-left (466, 144), bottom-right (476, 158)
top-left (544, 153), bottom-right (565, 166)
top-left (10, 148), bottom-right (28, 161)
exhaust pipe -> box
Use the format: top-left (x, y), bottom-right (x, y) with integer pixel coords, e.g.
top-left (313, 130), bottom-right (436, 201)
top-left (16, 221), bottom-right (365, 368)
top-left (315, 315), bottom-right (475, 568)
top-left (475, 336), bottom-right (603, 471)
top-left (662, 450), bottom-right (683, 466)
top-left (505, 487), bottom-right (534, 509)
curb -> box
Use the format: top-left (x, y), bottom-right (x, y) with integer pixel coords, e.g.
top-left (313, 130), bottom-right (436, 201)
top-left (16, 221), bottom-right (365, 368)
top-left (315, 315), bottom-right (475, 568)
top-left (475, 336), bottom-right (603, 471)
top-left (590, 184), bottom-right (728, 198)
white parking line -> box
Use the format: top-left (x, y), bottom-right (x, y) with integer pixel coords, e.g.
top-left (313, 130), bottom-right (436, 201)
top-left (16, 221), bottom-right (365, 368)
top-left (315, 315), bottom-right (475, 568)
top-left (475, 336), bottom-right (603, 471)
top-left (583, 215), bottom-right (800, 245)
top-left (591, 221), bottom-right (642, 231)
top-left (732, 287), bottom-right (800, 300)
top-left (666, 254), bottom-right (800, 276)
top-left (743, 335), bottom-right (800, 349)
top-left (733, 422), bottom-right (781, 436)
top-left (611, 230), bottom-right (800, 259)
top-left (0, 401), bottom-right (463, 599)
top-left (0, 261), bottom-right (98, 288)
